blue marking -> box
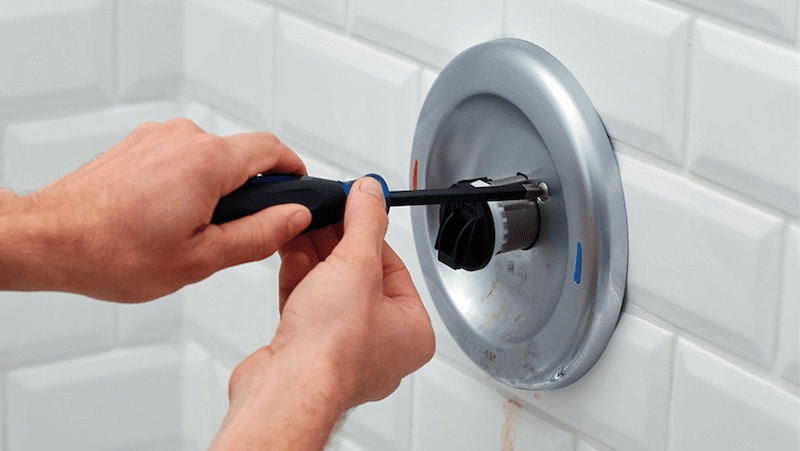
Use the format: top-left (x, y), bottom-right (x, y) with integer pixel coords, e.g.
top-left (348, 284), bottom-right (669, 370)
top-left (574, 242), bottom-right (582, 284)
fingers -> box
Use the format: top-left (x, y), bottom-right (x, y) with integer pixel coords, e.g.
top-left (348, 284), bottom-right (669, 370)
top-left (336, 177), bottom-right (389, 261)
top-left (203, 203), bottom-right (312, 270)
top-left (278, 224), bottom-right (343, 310)
top-left (380, 241), bottom-right (419, 302)
top-left (220, 133), bottom-right (307, 196)
top-left (380, 241), bottom-right (435, 371)
top-left (278, 235), bottom-right (320, 311)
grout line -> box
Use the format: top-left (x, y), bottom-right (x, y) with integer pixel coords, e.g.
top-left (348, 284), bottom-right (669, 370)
top-left (406, 374), bottom-right (416, 451)
top-left (770, 222), bottom-right (791, 377)
top-left (663, 334), bottom-right (679, 450)
top-left (178, 288), bottom-right (190, 443)
top-left (679, 18), bottom-right (697, 175)
top-left (281, 9), bottom-right (433, 71)
top-left (271, 9), bottom-right (279, 133)
top-left (111, 0), bottom-right (120, 104)
top-left (681, 171), bottom-right (796, 221)
top-left (624, 304), bottom-right (798, 395)
top-left (614, 137), bottom-right (797, 222)
top-left (643, 0), bottom-right (800, 50)
top-left (2, 371), bottom-right (6, 451)
top-left (343, 0), bottom-right (351, 35)
top-left (501, 0), bottom-right (509, 37)
top-left (206, 350), bottom-right (218, 446)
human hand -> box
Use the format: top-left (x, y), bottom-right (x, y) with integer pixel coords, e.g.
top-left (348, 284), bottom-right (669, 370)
top-left (214, 178), bottom-right (435, 450)
top-left (2, 119), bottom-right (311, 302)
top-left (272, 176), bottom-right (436, 406)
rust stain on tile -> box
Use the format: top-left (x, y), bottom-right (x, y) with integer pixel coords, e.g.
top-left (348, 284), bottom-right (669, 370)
top-left (501, 398), bottom-right (523, 451)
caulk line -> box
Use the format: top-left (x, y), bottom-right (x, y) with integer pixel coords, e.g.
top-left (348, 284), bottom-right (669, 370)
top-left (574, 242), bottom-right (582, 284)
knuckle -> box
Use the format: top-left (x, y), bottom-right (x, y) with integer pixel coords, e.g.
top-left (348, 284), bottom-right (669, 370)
top-left (135, 121), bottom-right (160, 133)
top-left (258, 131), bottom-right (281, 146)
top-left (192, 133), bottom-right (230, 167)
top-left (162, 117), bottom-right (201, 133)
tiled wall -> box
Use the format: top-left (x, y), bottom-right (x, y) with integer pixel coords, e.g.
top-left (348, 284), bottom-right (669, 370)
top-left (0, 0), bottom-right (797, 450)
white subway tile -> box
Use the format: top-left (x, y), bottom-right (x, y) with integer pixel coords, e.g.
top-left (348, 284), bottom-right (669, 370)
top-left (511, 315), bottom-right (673, 451)
top-left (184, 0), bottom-right (274, 127)
top-left (337, 438), bottom-right (369, 451)
top-left (3, 102), bottom-right (178, 192)
top-left (674, 0), bottom-right (798, 40)
top-left (688, 21), bottom-right (800, 216)
top-left (211, 358), bottom-right (234, 435)
top-left (183, 102), bottom-right (214, 131)
top-left (270, 0), bottom-right (346, 28)
top-left (671, 339), bottom-right (800, 450)
top-left (6, 345), bottom-right (182, 451)
top-left (578, 441), bottom-right (615, 451)
top-left (293, 147), bottom-right (349, 180)
top-left (276, 15), bottom-right (419, 187)
top-left (508, 0), bottom-right (690, 163)
top-left (349, 0), bottom-right (503, 68)
top-left (411, 359), bottom-right (573, 451)
top-left (118, 0), bottom-right (182, 101)
top-left (117, 292), bottom-right (181, 346)
top-left (182, 342), bottom-right (214, 450)
top-left (577, 441), bottom-right (601, 451)
top-left (0, 0), bottom-right (114, 116)
top-left (0, 292), bottom-right (113, 368)
top-left (778, 225), bottom-right (799, 384)
top-left (183, 261), bottom-right (279, 362)
top-left (420, 69), bottom-right (438, 115)
top-left (211, 112), bottom-right (259, 136)
top-left (620, 155), bottom-right (784, 366)
top-left (1, 373), bottom-right (5, 451)
top-left (340, 377), bottom-right (412, 451)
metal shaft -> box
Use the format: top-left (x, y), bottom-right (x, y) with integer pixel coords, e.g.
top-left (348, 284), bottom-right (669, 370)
top-left (389, 183), bottom-right (542, 207)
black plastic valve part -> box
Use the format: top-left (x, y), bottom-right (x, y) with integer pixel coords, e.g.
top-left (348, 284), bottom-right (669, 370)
top-left (435, 181), bottom-right (497, 271)
top-left (434, 176), bottom-right (542, 271)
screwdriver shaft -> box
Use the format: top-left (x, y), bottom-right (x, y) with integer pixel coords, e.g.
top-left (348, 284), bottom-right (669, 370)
top-left (389, 183), bottom-right (542, 207)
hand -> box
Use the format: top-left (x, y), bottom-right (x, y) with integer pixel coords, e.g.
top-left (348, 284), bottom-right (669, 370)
top-left (0, 119), bottom-right (312, 302)
top-left (273, 176), bottom-right (435, 406)
top-left (215, 178), bottom-right (435, 450)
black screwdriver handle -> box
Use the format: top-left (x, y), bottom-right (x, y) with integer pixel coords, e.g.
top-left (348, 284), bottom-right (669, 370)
top-left (211, 175), bottom-right (348, 232)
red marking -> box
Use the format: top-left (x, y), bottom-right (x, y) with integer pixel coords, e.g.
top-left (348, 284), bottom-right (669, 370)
top-left (412, 159), bottom-right (419, 191)
top-left (508, 398), bottom-right (523, 409)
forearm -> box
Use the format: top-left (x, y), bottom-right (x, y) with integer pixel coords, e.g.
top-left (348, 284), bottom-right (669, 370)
top-left (211, 345), bottom-right (350, 451)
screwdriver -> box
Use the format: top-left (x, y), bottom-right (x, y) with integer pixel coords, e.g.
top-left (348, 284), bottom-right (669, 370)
top-left (211, 173), bottom-right (543, 232)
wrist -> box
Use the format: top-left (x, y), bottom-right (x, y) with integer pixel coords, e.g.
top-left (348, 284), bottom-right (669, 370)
top-left (0, 191), bottom-right (78, 292)
top-left (213, 344), bottom-right (350, 450)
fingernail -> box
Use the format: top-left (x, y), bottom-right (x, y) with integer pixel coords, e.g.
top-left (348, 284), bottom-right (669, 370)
top-left (358, 177), bottom-right (384, 200)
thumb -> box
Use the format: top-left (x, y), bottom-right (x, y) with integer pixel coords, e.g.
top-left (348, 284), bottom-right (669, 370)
top-left (205, 203), bottom-right (312, 269)
top-left (337, 177), bottom-right (389, 257)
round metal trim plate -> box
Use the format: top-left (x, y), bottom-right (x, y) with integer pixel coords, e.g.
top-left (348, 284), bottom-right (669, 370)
top-left (410, 38), bottom-right (628, 390)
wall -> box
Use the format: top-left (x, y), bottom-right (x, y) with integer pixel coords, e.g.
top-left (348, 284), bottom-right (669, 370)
top-left (0, 0), bottom-right (797, 450)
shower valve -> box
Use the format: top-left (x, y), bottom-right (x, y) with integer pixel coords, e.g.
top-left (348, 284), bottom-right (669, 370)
top-left (435, 175), bottom-right (541, 271)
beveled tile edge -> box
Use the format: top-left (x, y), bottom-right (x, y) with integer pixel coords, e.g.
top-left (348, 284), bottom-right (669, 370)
top-left (671, 338), bottom-right (800, 448)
